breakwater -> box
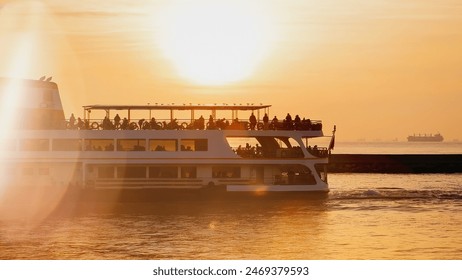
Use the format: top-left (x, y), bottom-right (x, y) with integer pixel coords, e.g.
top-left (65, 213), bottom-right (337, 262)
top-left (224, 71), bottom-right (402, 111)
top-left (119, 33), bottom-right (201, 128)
top-left (329, 154), bottom-right (462, 173)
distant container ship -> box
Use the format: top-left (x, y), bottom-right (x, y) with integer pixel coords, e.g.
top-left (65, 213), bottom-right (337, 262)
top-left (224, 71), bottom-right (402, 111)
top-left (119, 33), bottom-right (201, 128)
top-left (407, 133), bottom-right (444, 142)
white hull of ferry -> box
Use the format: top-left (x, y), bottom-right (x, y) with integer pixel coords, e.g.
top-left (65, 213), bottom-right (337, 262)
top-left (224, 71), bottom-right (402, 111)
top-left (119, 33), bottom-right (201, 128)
top-left (1, 130), bottom-right (330, 201)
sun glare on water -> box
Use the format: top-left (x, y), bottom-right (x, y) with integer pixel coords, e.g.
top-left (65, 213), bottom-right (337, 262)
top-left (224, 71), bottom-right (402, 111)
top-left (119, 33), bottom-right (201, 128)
top-left (155, 0), bottom-right (275, 85)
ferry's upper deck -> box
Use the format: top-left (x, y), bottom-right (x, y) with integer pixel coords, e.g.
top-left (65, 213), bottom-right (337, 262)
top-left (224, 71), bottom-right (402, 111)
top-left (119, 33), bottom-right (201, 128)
top-left (78, 103), bottom-right (323, 133)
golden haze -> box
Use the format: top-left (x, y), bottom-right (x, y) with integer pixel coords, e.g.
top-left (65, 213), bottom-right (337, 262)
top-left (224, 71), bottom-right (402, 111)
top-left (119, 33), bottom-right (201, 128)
top-left (0, 0), bottom-right (461, 141)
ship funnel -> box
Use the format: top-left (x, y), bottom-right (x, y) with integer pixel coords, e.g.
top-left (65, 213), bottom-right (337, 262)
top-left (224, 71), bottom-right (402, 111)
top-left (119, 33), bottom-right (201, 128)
top-left (0, 77), bottom-right (66, 130)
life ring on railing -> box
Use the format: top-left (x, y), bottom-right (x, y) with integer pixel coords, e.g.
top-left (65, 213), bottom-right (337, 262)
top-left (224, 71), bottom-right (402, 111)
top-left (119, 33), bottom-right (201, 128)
top-left (129, 122), bottom-right (138, 130)
top-left (257, 122), bottom-right (264, 130)
top-left (91, 122), bottom-right (99, 130)
top-left (181, 122), bottom-right (188, 129)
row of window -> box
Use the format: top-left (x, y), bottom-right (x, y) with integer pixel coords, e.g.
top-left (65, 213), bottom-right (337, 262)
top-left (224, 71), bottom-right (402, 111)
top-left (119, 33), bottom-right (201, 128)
top-left (13, 167), bottom-right (50, 176)
top-left (5, 138), bottom-right (208, 152)
top-left (92, 165), bottom-right (241, 179)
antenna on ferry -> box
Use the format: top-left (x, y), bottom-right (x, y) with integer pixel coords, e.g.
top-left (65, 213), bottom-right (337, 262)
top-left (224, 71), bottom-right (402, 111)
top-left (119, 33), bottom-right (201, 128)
top-left (39, 76), bottom-right (46, 81)
top-left (46, 76), bottom-right (52, 82)
top-left (328, 125), bottom-right (336, 153)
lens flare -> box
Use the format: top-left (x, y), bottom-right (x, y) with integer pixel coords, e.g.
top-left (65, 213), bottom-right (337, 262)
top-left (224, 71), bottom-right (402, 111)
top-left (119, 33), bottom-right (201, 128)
top-left (0, 2), bottom-right (70, 225)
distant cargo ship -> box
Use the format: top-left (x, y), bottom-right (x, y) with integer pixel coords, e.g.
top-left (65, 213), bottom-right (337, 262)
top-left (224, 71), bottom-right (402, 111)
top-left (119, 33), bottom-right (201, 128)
top-left (407, 133), bottom-right (444, 142)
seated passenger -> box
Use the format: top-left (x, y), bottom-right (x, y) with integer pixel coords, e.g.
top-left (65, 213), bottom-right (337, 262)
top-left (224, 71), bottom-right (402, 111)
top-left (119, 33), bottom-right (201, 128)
top-left (77, 118), bottom-right (85, 130)
top-left (207, 115), bottom-right (216, 129)
top-left (271, 116), bottom-right (279, 130)
top-left (150, 117), bottom-right (159, 130)
top-left (167, 118), bottom-right (179, 130)
top-left (302, 118), bottom-right (312, 130)
top-left (216, 118), bottom-right (227, 130)
top-left (121, 118), bottom-right (129, 130)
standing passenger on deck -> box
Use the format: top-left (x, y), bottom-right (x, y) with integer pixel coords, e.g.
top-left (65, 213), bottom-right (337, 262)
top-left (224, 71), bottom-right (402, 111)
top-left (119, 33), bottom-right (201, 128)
top-left (114, 114), bottom-right (121, 129)
top-left (263, 113), bottom-right (269, 130)
top-left (285, 113), bottom-right (293, 130)
top-left (69, 113), bottom-right (76, 129)
top-left (249, 113), bottom-right (257, 130)
top-left (294, 114), bottom-right (301, 130)
top-left (198, 115), bottom-right (205, 130)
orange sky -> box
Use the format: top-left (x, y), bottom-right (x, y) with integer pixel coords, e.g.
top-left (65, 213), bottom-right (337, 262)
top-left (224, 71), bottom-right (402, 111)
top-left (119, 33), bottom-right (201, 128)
top-left (0, 0), bottom-right (461, 141)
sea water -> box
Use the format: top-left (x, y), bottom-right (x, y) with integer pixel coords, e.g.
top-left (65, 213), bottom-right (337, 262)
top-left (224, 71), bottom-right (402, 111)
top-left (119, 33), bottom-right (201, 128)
top-left (1, 142), bottom-right (461, 260)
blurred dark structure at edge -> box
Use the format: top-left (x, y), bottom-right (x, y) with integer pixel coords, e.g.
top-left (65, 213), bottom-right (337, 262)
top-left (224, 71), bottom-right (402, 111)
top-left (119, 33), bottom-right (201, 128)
top-left (329, 154), bottom-right (462, 173)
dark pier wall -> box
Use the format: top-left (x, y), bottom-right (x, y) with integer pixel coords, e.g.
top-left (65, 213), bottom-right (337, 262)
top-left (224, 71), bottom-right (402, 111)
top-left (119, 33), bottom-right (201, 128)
top-left (329, 154), bottom-right (462, 173)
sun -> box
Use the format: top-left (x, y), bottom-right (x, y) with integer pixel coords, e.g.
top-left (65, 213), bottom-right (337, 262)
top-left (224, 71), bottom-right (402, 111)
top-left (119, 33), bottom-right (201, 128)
top-left (155, 0), bottom-right (274, 85)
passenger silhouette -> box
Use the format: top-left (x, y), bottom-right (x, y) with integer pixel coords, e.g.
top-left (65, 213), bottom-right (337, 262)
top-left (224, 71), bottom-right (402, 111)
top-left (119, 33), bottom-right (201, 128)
top-left (263, 113), bottom-right (269, 129)
top-left (69, 113), bottom-right (76, 129)
top-left (249, 113), bottom-right (257, 130)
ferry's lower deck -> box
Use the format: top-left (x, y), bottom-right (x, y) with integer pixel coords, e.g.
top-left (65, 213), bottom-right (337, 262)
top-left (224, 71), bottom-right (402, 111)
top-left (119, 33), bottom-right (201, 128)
top-left (1, 160), bottom-right (329, 201)
top-left (3, 161), bottom-right (328, 190)
top-left (84, 162), bottom-right (328, 191)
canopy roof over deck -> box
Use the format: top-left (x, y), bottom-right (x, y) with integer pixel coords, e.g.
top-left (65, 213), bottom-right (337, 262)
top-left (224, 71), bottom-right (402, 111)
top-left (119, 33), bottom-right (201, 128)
top-left (83, 103), bottom-right (271, 121)
top-left (83, 103), bottom-right (270, 111)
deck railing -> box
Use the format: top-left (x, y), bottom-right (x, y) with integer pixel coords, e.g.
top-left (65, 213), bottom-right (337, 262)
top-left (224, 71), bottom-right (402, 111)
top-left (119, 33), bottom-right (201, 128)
top-left (65, 117), bottom-right (322, 131)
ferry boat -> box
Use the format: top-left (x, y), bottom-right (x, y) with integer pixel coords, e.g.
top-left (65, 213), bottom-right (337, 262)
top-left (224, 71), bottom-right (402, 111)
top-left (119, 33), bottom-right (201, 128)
top-left (407, 133), bottom-right (444, 142)
top-left (0, 77), bottom-right (335, 202)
